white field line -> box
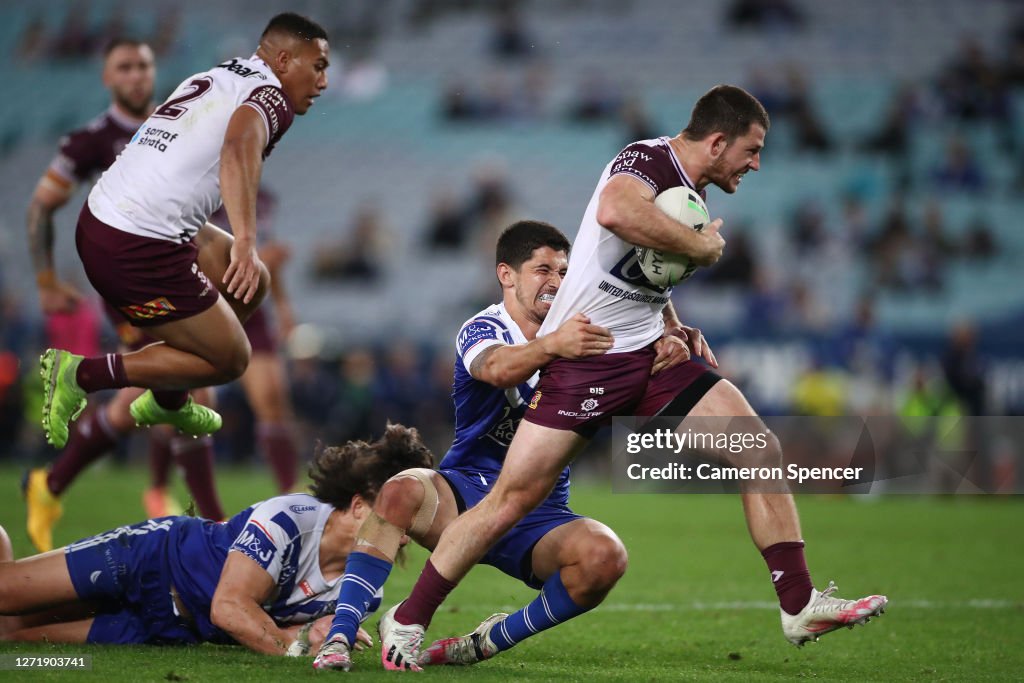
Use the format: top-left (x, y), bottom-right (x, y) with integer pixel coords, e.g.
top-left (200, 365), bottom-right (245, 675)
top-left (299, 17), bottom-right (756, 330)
top-left (494, 599), bottom-right (1019, 612)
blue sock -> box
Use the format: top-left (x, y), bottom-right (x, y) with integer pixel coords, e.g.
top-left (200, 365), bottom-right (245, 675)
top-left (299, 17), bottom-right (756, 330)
top-left (326, 552), bottom-right (392, 645)
top-left (489, 572), bottom-right (591, 652)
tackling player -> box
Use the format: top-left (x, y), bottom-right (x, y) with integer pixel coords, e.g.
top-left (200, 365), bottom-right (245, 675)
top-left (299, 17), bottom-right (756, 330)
top-left (0, 425), bottom-right (431, 654)
top-left (311, 221), bottom-right (693, 671)
top-left (39, 13), bottom-right (329, 451)
top-left (24, 38), bottom-right (223, 552)
top-left (380, 86), bottom-right (887, 662)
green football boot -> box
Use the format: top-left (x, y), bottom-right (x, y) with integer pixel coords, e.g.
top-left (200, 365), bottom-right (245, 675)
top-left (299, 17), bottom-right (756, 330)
top-left (129, 390), bottom-right (223, 436)
top-left (39, 349), bottom-right (88, 448)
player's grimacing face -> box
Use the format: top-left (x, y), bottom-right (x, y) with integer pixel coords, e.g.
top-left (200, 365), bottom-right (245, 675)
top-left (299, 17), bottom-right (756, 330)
top-left (104, 45), bottom-right (156, 117)
top-left (712, 124), bottom-right (765, 194)
top-left (281, 38), bottom-right (329, 115)
top-left (512, 247), bottom-right (569, 320)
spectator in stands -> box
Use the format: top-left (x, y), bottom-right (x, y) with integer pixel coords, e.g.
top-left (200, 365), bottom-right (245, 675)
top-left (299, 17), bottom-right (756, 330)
top-left (785, 68), bottom-right (832, 153)
top-left (871, 201), bottom-right (914, 289)
top-left (1002, 14), bottom-right (1024, 87)
top-left (932, 135), bottom-right (986, 194)
top-left (568, 71), bottom-right (622, 123)
top-left (372, 342), bottom-right (429, 429)
top-left (311, 204), bottom-right (389, 283)
top-left (52, 3), bottom-right (97, 60)
top-left (963, 215), bottom-right (997, 261)
top-left (324, 348), bottom-right (377, 445)
top-left (490, 2), bottom-right (535, 60)
top-left (425, 189), bottom-right (471, 250)
top-left (706, 228), bottom-right (757, 287)
top-left (791, 200), bottom-right (828, 255)
top-left (150, 5), bottom-right (182, 57)
top-left (838, 195), bottom-right (871, 250)
top-left (620, 97), bottom-right (657, 146)
top-left (726, 0), bottom-right (805, 31)
top-left (920, 201), bottom-right (956, 264)
top-left (15, 15), bottom-right (48, 65)
top-left (860, 85), bottom-right (923, 157)
top-left (441, 75), bottom-right (481, 121)
top-left (937, 36), bottom-right (1011, 123)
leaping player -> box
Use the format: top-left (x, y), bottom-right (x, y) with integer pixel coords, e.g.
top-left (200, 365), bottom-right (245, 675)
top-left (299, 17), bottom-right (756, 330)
top-left (39, 13), bottom-right (329, 451)
top-left (24, 38), bottom-right (224, 551)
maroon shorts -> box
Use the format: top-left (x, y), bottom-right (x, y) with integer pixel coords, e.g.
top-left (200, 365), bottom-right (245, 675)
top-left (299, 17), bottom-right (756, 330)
top-left (102, 301), bottom-right (157, 352)
top-left (76, 204), bottom-right (219, 327)
top-left (243, 306), bottom-right (276, 354)
top-left (524, 343), bottom-right (721, 438)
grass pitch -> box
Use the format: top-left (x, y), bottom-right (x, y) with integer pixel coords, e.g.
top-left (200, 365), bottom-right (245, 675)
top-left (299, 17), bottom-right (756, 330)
top-left (0, 463), bottom-right (1021, 681)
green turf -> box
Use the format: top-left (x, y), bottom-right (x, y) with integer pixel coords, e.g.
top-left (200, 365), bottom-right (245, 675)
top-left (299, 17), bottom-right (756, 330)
top-left (1, 464), bottom-right (1021, 681)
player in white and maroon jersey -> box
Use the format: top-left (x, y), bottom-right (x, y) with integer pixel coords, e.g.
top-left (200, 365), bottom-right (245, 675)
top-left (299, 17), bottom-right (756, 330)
top-left (23, 38), bottom-right (225, 554)
top-left (39, 13), bottom-right (330, 454)
top-left (383, 86), bottom-right (887, 664)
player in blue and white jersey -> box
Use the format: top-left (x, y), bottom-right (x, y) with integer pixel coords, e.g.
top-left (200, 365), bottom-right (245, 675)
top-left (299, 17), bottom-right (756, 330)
top-left (0, 425), bottom-right (433, 655)
top-left (313, 221), bottom-right (693, 671)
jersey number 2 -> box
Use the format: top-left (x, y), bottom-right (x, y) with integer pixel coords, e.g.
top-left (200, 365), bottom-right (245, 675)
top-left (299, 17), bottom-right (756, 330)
top-left (153, 77), bottom-right (213, 120)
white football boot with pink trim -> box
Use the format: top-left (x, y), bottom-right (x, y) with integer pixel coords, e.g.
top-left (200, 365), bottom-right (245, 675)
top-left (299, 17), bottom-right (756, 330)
top-left (781, 581), bottom-right (888, 646)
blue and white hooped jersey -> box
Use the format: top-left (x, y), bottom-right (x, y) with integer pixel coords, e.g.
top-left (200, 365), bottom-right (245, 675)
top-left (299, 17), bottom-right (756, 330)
top-left (166, 494), bottom-right (381, 641)
top-left (440, 302), bottom-right (570, 502)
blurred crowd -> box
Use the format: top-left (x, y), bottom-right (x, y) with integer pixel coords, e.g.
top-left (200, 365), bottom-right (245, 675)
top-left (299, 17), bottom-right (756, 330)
top-left (2, 1), bottom-right (1022, 485)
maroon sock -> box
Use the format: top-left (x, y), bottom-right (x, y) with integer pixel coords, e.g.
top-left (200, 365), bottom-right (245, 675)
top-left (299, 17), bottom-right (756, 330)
top-left (172, 435), bottom-right (224, 520)
top-left (394, 559), bottom-right (458, 628)
top-left (47, 409), bottom-right (119, 495)
top-left (148, 430), bottom-right (173, 488)
top-left (153, 390), bottom-right (189, 410)
top-left (258, 422), bottom-right (298, 492)
top-left (762, 541), bottom-right (814, 615)
top-left (75, 354), bottom-right (129, 393)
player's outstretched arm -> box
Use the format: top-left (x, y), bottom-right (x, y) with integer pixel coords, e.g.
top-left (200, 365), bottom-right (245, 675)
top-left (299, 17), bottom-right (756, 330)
top-left (596, 174), bottom-right (725, 266)
top-left (26, 173), bottom-right (82, 313)
top-left (219, 106), bottom-right (268, 304)
top-left (470, 313), bottom-right (614, 388)
top-left (210, 552), bottom-right (298, 655)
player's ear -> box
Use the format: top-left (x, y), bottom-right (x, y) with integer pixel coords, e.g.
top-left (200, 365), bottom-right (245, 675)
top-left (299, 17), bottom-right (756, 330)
top-left (349, 494), bottom-right (370, 521)
top-left (708, 132), bottom-right (728, 159)
top-left (496, 263), bottom-right (515, 289)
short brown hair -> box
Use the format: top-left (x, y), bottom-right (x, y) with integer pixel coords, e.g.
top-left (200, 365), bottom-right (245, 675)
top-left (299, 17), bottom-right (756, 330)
top-left (308, 423), bottom-right (434, 510)
top-left (496, 220), bottom-right (570, 270)
top-left (682, 85), bottom-right (770, 142)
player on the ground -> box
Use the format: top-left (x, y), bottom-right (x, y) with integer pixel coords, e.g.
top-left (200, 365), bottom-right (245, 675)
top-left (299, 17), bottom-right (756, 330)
top-left (23, 38), bottom-right (224, 552)
top-left (311, 220), bottom-right (694, 671)
top-left (0, 424), bottom-right (431, 654)
top-left (39, 12), bottom-right (330, 450)
top-left (378, 86), bottom-right (887, 663)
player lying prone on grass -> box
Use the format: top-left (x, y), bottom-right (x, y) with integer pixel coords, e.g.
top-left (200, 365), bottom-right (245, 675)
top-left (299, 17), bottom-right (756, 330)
top-left (0, 424), bottom-right (432, 655)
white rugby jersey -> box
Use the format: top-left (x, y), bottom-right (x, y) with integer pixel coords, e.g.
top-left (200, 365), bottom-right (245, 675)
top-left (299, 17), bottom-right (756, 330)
top-left (538, 137), bottom-right (704, 352)
top-left (226, 494), bottom-right (381, 625)
top-left (88, 55), bottom-right (294, 243)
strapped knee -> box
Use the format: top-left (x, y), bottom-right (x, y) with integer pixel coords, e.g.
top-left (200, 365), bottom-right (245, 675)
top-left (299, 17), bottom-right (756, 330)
top-left (391, 468), bottom-right (439, 538)
top-left (355, 468), bottom-right (439, 561)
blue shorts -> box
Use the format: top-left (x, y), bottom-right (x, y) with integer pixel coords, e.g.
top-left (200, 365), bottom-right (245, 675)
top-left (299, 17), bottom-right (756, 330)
top-left (439, 469), bottom-right (583, 589)
top-left (64, 518), bottom-right (199, 645)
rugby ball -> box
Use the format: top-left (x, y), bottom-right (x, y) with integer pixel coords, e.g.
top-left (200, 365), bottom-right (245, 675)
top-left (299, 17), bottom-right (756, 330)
top-left (635, 186), bottom-right (709, 288)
